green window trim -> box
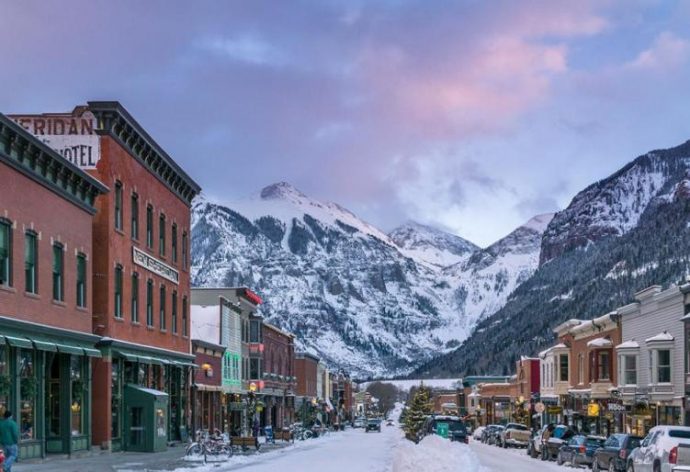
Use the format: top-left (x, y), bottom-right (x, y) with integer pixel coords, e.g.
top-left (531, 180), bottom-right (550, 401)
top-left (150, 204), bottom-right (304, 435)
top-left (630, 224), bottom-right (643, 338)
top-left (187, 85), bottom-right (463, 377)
top-left (76, 253), bottom-right (86, 307)
top-left (24, 231), bottom-right (37, 294)
top-left (0, 219), bottom-right (11, 286)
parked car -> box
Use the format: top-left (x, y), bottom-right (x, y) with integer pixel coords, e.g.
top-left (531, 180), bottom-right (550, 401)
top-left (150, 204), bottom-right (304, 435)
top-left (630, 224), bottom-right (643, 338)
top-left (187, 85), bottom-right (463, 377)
top-left (542, 425), bottom-right (576, 461)
top-left (557, 435), bottom-right (605, 468)
top-left (671, 443), bottom-right (690, 471)
top-left (365, 418), bottom-right (382, 433)
top-left (528, 425), bottom-right (549, 458)
top-left (629, 426), bottom-right (690, 472)
top-left (473, 426), bottom-right (486, 441)
top-left (488, 425), bottom-right (505, 446)
top-left (592, 433), bottom-right (642, 472)
top-left (481, 425), bottom-right (499, 443)
top-left (500, 423), bottom-right (530, 448)
top-left (423, 415), bottom-right (469, 443)
top-left (353, 417), bottom-right (365, 428)
top-left (386, 419), bottom-right (394, 427)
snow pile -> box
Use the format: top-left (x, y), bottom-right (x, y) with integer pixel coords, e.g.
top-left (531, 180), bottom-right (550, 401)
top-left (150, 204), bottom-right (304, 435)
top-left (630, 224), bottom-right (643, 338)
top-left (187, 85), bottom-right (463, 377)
top-left (392, 435), bottom-right (490, 472)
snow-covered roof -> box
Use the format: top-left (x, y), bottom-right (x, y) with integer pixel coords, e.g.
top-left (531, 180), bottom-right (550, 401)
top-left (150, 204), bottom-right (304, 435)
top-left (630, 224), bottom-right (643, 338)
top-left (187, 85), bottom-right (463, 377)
top-left (646, 331), bottom-right (674, 343)
top-left (616, 340), bottom-right (640, 350)
top-left (587, 338), bottom-right (612, 348)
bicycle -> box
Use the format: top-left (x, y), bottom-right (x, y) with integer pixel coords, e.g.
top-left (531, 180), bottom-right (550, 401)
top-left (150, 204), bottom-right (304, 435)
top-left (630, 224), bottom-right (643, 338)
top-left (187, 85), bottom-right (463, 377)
top-left (185, 429), bottom-right (233, 462)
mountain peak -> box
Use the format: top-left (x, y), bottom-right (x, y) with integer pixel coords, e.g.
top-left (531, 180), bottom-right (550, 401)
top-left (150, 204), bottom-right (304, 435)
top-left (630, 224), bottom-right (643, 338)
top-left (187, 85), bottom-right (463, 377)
top-left (390, 220), bottom-right (478, 267)
top-left (521, 213), bottom-right (555, 233)
top-left (260, 182), bottom-right (307, 201)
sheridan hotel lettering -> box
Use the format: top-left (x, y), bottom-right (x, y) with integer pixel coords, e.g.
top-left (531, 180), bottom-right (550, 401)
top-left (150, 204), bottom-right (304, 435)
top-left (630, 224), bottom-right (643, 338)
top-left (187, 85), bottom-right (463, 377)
top-left (10, 110), bottom-right (101, 169)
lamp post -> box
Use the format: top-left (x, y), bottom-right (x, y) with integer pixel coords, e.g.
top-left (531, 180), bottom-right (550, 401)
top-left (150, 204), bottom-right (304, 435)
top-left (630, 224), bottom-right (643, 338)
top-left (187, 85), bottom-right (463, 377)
top-left (247, 382), bottom-right (257, 437)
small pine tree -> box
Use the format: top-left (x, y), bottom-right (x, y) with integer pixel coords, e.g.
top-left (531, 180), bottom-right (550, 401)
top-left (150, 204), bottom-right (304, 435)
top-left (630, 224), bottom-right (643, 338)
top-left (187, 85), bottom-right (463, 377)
top-left (404, 385), bottom-right (432, 443)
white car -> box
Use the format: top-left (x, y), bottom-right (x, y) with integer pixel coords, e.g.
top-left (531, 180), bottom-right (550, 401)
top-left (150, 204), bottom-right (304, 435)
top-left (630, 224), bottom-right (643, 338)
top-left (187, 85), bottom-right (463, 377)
top-left (473, 426), bottom-right (486, 441)
top-left (629, 425), bottom-right (690, 472)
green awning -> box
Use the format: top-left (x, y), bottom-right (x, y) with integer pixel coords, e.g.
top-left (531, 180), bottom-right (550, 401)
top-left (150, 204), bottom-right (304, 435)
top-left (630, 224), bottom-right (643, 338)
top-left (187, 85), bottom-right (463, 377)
top-left (56, 344), bottom-right (84, 355)
top-left (115, 351), bottom-right (139, 362)
top-left (83, 348), bottom-right (102, 358)
top-left (4, 335), bottom-right (33, 348)
top-left (174, 360), bottom-right (198, 368)
top-left (32, 340), bottom-right (58, 352)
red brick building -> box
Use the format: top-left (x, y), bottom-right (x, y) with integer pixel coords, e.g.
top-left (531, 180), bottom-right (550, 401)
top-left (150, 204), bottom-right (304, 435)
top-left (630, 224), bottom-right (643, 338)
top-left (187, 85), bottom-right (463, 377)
top-left (0, 114), bottom-right (107, 459)
top-left (295, 353), bottom-right (319, 423)
top-left (261, 323), bottom-right (295, 429)
top-left (10, 103), bottom-right (201, 452)
top-left (191, 340), bottom-right (224, 434)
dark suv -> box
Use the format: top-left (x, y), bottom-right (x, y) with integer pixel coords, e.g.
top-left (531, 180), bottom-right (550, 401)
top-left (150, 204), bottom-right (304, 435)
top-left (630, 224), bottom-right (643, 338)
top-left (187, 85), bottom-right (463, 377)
top-left (424, 416), bottom-right (469, 443)
top-left (592, 434), bottom-right (642, 472)
top-left (365, 418), bottom-right (382, 432)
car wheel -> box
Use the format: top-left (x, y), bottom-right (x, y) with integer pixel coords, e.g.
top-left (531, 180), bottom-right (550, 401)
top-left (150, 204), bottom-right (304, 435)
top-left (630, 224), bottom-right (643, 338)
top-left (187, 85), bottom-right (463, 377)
top-left (626, 462), bottom-right (634, 472)
top-left (530, 446), bottom-right (538, 459)
top-left (608, 460), bottom-right (615, 472)
top-left (592, 459), bottom-right (600, 472)
top-left (653, 462), bottom-right (661, 472)
top-left (557, 454), bottom-right (564, 466)
top-left (502, 440), bottom-right (507, 448)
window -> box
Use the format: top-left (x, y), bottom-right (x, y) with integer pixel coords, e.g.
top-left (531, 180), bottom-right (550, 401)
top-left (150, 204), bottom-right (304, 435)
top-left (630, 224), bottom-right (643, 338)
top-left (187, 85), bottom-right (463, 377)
top-left (250, 358), bottom-right (261, 380)
top-left (559, 354), bottom-right (568, 382)
top-left (52, 243), bottom-right (64, 301)
top-left (171, 224), bottom-right (178, 264)
top-left (146, 279), bottom-right (154, 326)
top-left (658, 350), bottom-right (671, 383)
top-left (159, 214), bottom-right (166, 256)
top-left (0, 219), bottom-right (10, 286)
top-left (24, 231), bottom-right (37, 294)
top-left (131, 273), bottom-right (139, 323)
top-left (131, 193), bottom-right (139, 240)
top-left (172, 290), bottom-right (178, 334)
top-left (76, 253), bottom-right (86, 307)
top-left (578, 354), bottom-right (584, 385)
top-left (19, 349), bottom-right (35, 440)
top-left (70, 356), bottom-right (84, 436)
top-left (250, 320), bottom-right (262, 343)
top-left (598, 351), bottom-right (611, 381)
top-left (159, 285), bottom-right (166, 330)
top-left (146, 205), bottom-right (153, 248)
top-left (182, 231), bottom-right (188, 269)
top-left (114, 265), bottom-right (123, 318)
top-left (624, 355), bottom-right (637, 385)
top-left (182, 296), bottom-right (188, 336)
top-left (0, 345), bottom-right (8, 416)
top-left (114, 181), bottom-right (123, 230)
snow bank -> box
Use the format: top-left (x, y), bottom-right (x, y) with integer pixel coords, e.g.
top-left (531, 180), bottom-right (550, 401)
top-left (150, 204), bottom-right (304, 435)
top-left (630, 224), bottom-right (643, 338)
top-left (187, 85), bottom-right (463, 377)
top-left (392, 435), bottom-right (490, 472)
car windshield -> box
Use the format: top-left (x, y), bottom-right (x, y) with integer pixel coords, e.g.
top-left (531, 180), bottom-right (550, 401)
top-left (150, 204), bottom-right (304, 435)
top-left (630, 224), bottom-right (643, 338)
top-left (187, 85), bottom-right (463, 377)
top-left (669, 430), bottom-right (690, 439)
top-left (586, 438), bottom-right (604, 447)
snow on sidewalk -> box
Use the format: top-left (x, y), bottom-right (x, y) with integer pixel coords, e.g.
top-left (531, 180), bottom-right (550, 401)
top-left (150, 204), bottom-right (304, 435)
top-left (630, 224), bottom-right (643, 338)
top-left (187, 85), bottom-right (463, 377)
top-left (392, 435), bottom-right (491, 472)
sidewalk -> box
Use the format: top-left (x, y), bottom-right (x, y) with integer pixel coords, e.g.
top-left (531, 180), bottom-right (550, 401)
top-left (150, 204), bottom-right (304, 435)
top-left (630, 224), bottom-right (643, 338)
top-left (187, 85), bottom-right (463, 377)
top-left (14, 441), bottom-right (292, 472)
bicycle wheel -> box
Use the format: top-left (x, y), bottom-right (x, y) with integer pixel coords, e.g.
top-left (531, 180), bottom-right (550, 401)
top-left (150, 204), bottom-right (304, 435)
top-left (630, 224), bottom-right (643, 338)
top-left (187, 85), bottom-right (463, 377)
top-left (186, 443), bottom-right (203, 456)
top-left (303, 430), bottom-right (314, 440)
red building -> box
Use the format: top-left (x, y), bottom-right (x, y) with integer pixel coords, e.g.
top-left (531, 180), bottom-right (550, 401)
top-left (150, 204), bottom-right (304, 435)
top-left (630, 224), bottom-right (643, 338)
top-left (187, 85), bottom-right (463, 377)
top-left (0, 114), bottom-right (107, 459)
top-left (10, 103), bottom-right (201, 452)
top-left (295, 353), bottom-right (319, 399)
top-left (191, 340), bottom-right (224, 434)
top-left (260, 323), bottom-right (295, 429)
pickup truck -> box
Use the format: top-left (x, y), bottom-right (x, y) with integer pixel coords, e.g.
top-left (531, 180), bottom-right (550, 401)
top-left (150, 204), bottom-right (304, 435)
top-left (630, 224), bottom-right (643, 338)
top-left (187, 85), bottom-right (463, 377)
top-left (672, 443), bottom-right (690, 471)
top-left (500, 423), bottom-right (531, 448)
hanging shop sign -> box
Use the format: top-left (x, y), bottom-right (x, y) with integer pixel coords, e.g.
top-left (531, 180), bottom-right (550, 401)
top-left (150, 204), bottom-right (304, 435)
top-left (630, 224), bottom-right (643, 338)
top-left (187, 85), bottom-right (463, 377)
top-left (10, 110), bottom-right (101, 169)
top-left (546, 406), bottom-right (563, 415)
top-left (132, 247), bottom-right (179, 284)
top-left (587, 402), bottom-right (600, 417)
top-left (608, 403), bottom-right (626, 413)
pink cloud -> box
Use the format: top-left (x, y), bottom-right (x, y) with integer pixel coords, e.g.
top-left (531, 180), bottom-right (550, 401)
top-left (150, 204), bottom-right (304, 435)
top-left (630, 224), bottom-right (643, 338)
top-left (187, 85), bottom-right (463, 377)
top-left (628, 31), bottom-right (690, 70)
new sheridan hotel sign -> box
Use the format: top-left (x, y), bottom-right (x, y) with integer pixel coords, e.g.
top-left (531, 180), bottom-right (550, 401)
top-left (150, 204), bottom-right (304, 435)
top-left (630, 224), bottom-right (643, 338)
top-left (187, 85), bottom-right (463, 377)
top-left (132, 247), bottom-right (179, 285)
top-left (9, 108), bottom-right (101, 169)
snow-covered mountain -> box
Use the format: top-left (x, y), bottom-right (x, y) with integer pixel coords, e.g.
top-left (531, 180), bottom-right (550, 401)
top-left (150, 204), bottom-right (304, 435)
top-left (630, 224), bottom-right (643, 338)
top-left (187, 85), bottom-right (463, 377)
top-left (191, 182), bottom-right (549, 377)
top-left (389, 222), bottom-right (478, 267)
top-left (415, 139), bottom-right (690, 377)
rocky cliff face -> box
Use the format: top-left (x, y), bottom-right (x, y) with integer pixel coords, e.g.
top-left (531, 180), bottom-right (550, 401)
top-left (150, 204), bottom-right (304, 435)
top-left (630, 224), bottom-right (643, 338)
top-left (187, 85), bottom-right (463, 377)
top-left (191, 183), bottom-right (547, 378)
top-left (540, 141), bottom-right (690, 264)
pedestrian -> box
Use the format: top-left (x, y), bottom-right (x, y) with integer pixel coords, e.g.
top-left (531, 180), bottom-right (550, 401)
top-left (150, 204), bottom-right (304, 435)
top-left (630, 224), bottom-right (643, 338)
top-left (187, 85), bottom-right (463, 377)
top-left (0, 411), bottom-right (19, 472)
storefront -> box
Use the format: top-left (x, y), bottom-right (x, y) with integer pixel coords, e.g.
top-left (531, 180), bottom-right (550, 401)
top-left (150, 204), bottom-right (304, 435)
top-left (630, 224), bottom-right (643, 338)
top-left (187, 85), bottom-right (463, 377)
top-left (99, 339), bottom-right (194, 452)
top-left (0, 320), bottom-right (100, 460)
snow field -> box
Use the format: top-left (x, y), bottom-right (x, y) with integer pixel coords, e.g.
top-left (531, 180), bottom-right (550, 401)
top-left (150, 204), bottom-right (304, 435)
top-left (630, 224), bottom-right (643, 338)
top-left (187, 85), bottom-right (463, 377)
top-left (392, 435), bottom-right (490, 472)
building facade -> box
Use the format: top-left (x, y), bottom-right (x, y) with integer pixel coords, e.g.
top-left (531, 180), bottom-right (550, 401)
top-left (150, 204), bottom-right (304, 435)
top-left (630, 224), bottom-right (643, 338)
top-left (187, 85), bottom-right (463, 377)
top-left (261, 323), bottom-right (295, 429)
top-left (616, 285), bottom-right (687, 435)
top-left (295, 353), bottom-right (319, 424)
top-left (0, 114), bottom-right (107, 459)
